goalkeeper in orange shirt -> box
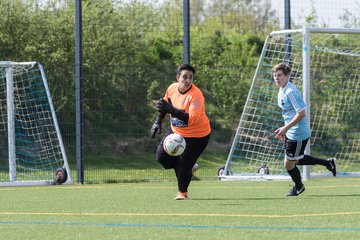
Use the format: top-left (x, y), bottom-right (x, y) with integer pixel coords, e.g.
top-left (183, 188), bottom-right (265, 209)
top-left (150, 64), bottom-right (211, 200)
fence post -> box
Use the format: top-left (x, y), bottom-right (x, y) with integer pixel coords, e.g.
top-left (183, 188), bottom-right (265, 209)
top-left (183, 0), bottom-right (190, 64)
top-left (75, 0), bottom-right (84, 184)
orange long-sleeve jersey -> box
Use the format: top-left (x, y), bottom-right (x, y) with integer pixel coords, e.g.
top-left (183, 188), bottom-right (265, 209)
top-left (164, 82), bottom-right (211, 138)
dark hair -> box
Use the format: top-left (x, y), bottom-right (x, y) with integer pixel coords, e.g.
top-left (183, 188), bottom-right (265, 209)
top-left (272, 63), bottom-right (291, 76)
top-left (176, 64), bottom-right (196, 76)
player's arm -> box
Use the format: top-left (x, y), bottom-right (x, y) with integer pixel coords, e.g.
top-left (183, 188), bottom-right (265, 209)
top-left (150, 112), bottom-right (166, 138)
top-left (156, 98), bottom-right (189, 124)
top-left (275, 110), bottom-right (305, 141)
top-left (275, 90), bottom-right (307, 141)
top-left (150, 92), bottom-right (168, 138)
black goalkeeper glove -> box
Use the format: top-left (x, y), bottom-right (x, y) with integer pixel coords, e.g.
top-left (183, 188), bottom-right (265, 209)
top-left (156, 98), bottom-right (175, 114)
top-left (150, 114), bottom-right (165, 138)
top-left (156, 98), bottom-right (189, 124)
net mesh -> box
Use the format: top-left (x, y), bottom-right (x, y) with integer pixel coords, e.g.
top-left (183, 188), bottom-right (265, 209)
top-left (0, 62), bottom-right (66, 182)
top-left (225, 30), bottom-right (360, 178)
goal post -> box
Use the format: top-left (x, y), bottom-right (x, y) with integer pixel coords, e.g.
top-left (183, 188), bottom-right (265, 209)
top-left (221, 28), bottom-right (360, 180)
top-left (0, 61), bottom-right (72, 186)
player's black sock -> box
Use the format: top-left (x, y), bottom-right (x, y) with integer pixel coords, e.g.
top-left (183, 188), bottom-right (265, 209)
top-left (298, 155), bottom-right (329, 167)
top-left (287, 166), bottom-right (303, 189)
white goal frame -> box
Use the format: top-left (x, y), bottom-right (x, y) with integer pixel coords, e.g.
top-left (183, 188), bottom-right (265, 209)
top-left (0, 61), bottom-right (72, 186)
top-left (221, 27), bottom-right (360, 181)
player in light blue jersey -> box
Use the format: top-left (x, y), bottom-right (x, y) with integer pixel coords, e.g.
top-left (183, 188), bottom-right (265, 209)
top-left (272, 63), bottom-right (336, 197)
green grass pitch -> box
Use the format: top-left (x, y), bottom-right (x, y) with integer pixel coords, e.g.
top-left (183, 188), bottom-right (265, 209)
top-left (0, 178), bottom-right (359, 240)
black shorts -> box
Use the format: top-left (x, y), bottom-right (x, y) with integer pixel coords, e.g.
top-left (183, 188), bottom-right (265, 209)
top-left (156, 128), bottom-right (210, 169)
top-left (284, 138), bottom-right (309, 161)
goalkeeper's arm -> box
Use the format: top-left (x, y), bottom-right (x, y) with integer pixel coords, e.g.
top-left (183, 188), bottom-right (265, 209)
top-left (156, 98), bottom-right (189, 124)
top-left (150, 113), bottom-right (165, 138)
top-left (170, 107), bottom-right (189, 124)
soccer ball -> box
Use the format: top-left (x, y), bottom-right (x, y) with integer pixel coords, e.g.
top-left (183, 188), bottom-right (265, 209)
top-left (257, 165), bottom-right (269, 175)
top-left (163, 133), bottom-right (186, 156)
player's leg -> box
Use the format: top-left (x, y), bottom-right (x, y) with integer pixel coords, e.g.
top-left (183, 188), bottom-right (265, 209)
top-left (284, 138), bottom-right (307, 196)
top-left (174, 134), bottom-right (210, 200)
top-left (285, 159), bottom-right (304, 196)
top-left (297, 155), bottom-right (337, 177)
top-left (156, 128), bottom-right (177, 169)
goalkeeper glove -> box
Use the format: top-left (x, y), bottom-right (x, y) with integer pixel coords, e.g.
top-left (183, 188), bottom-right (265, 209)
top-left (156, 98), bottom-right (189, 124)
top-left (156, 98), bottom-right (174, 114)
top-left (150, 114), bottom-right (165, 138)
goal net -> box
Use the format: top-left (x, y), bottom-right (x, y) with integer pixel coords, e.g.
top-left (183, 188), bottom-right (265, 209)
top-left (0, 61), bottom-right (72, 186)
top-left (222, 28), bottom-right (360, 180)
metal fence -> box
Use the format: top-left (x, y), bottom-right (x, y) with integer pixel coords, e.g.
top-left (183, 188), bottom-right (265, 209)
top-left (42, 0), bottom-right (360, 183)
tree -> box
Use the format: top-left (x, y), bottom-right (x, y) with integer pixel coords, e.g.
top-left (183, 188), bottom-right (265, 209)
top-left (340, 2), bottom-right (360, 28)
